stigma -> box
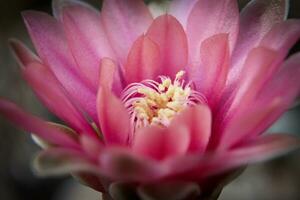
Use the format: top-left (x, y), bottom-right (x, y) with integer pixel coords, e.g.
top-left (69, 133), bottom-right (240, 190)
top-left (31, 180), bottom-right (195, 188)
top-left (121, 71), bottom-right (205, 131)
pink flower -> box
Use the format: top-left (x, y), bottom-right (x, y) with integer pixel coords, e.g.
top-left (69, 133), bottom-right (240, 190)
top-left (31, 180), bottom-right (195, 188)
top-left (1, 0), bottom-right (300, 199)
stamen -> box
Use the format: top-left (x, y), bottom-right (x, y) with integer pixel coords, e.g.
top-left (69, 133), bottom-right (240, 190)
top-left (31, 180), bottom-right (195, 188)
top-left (121, 71), bottom-right (206, 132)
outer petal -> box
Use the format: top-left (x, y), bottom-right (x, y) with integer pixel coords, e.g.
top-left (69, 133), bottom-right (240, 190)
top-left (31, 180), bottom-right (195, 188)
top-left (168, 0), bottom-right (198, 28)
top-left (229, 0), bottom-right (289, 83)
top-left (124, 35), bottom-right (161, 84)
top-left (170, 105), bottom-right (212, 154)
top-left (190, 34), bottom-right (229, 103)
top-left (22, 11), bottom-right (98, 122)
top-left (22, 62), bottom-right (96, 138)
top-left (260, 19), bottom-right (300, 60)
top-left (132, 125), bottom-right (190, 160)
top-left (146, 15), bottom-right (188, 78)
top-left (99, 147), bottom-right (167, 182)
top-left (97, 87), bottom-right (131, 146)
top-left (187, 0), bottom-right (239, 63)
top-left (61, 2), bottom-right (116, 89)
top-left (9, 39), bottom-right (40, 69)
top-left (0, 99), bottom-right (79, 148)
top-left (102, 0), bottom-right (153, 64)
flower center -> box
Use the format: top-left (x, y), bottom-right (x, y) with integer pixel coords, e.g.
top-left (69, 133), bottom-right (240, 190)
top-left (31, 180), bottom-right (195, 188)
top-left (122, 71), bottom-right (205, 131)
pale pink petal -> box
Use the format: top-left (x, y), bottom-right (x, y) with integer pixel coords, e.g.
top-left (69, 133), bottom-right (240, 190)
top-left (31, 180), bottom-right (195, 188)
top-left (22, 11), bottom-right (98, 122)
top-left (229, 0), bottom-right (289, 83)
top-left (260, 19), bottom-right (300, 60)
top-left (97, 87), bottom-right (130, 146)
top-left (168, 0), bottom-right (198, 28)
top-left (187, 0), bottom-right (239, 63)
top-left (147, 15), bottom-right (188, 78)
top-left (22, 62), bottom-right (96, 138)
top-left (99, 147), bottom-right (167, 182)
top-left (62, 2), bottom-right (116, 89)
top-left (133, 125), bottom-right (190, 160)
top-left (80, 135), bottom-right (103, 160)
top-left (124, 35), bottom-right (161, 84)
top-left (102, 0), bottom-right (153, 64)
top-left (0, 99), bottom-right (79, 148)
top-left (99, 58), bottom-right (123, 96)
top-left (170, 105), bottom-right (212, 154)
top-left (9, 39), bottom-right (40, 69)
top-left (190, 34), bottom-right (229, 104)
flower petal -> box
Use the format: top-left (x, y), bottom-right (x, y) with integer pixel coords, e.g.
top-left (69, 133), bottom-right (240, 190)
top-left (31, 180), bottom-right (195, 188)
top-left (9, 39), bottom-right (40, 69)
top-left (99, 147), bottom-right (166, 182)
top-left (124, 35), bottom-right (161, 84)
top-left (170, 105), bottom-right (212, 154)
top-left (133, 125), bottom-right (190, 160)
top-left (22, 11), bottom-right (98, 122)
top-left (23, 62), bottom-right (96, 138)
top-left (97, 87), bottom-right (131, 146)
top-left (61, 2), bottom-right (116, 89)
top-left (229, 0), bottom-right (289, 83)
top-left (34, 147), bottom-right (98, 176)
top-left (146, 15), bottom-right (188, 78)
top-left (169, 0), bottom-right (198, 28)
top-left (187, 0), bottom-right (239, 63)
top-left (102, 0), bottom-right (153, 64)
top-left (190, 34), bottom-right (230, 103)
top-left (0, 99), bottom-right (79, 148)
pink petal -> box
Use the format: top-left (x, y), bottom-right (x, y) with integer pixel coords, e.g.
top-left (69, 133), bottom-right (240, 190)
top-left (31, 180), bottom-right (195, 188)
top-left (61, 2), bottom-right (116, 90)
top-left (218, 98), bottom-right (284, 150)
top-left (97, 87), bottom-right (131, 146)
top-left (22, 62), bottom-right (96, 138)
top-left (260, 19), bottom-right (300, 60)
top-left (101, 0), bottom-right (153, 64)
top-left (210, 47), bottom-right (278, 149)
top-left (187, 0), bottom-right (239, 63)
top-left (170, 105), bottom-right (212, 154)
top-left (146, 15), bottom-right (188, 78)
top-left (9, 39), bottom-right (40, 69)
top-left (132, 125), bottom-right (190, 160)
top-left (22, 11), bottom-right (98, 122)
top-left (191, 34), bottom-right (230, 104)
top-left (124, 35), bottom-right (161, 84)
top-left (168, 0), bottom-right (198, 28)
top-left (99, 58), bottom-right (123, 96)
top-left (80, 135), bottom-right (103, 160)
top-left (0, 99), bottom-right (79, 148)
top-left (99, 147), bottom-right (166, 182)
top-left (229, 0), bottom-right (288, 83)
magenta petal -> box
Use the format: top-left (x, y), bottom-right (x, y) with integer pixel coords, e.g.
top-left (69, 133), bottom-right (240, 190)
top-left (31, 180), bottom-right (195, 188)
top-left (170, 105), bottom-right (212, 154)
top-left (229, 0), bottom-right (288, 83)
top-left (169, 0), bottom-right (198, 28)
top-left (23, 62), bottom-right (96, 138)
top-left (147, 15), bottom-right (188, 78)
top-left (62, 2), bottom-right (116, 89)
top-left (97, 87), bottom-right (131, 146)
top-left (0, 99), bottom-right (79, 148)
top-left (133, 125), bottom-right (190, 160)
top-left (9, 39), bottom-right (40, 69)
top-left (80, 135), bottom-right (103, 160)
top-left (124, 35), bottom-right (161, 84)
top-left (102, 0), bottom-right (153, 64)
top-left (187, 0), bottom-right (239, 63)
top-left (192, 34), bottom-right (229, 103)
top-left (99, 147), bottom-right (166, 182)
top-left (22, 11), bottom-right (98, 122)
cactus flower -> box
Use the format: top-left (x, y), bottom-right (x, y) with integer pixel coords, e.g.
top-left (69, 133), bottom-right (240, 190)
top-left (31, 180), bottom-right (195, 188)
top-left (1, 0), bottom-right (300, 199)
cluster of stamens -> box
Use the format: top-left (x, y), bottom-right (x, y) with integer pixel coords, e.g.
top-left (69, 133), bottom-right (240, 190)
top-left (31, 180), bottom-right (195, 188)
top-left (121, 71), bottom-right (205, 132)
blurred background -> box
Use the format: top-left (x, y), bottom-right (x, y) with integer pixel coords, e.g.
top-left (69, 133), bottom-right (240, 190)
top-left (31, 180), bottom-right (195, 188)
top-left (0, 0), bottom-right (299, 200)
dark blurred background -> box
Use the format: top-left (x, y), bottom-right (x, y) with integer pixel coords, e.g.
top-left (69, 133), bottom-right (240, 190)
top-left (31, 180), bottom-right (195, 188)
top-left (0, 0), bottom-right (299, 200)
